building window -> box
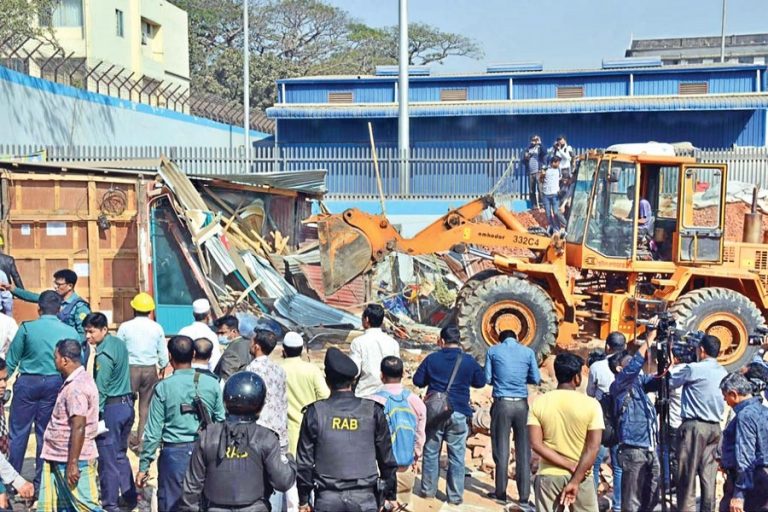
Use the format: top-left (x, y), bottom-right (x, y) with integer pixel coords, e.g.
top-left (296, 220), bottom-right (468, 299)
top-left (115, 10), bottom-right (124, 37)
top-left (440, 88), bottom-right (468, 101)
top-left (556, 86), bottom-right (584, 99)
top-left (141, 19), bottom-right (157, 45)
top-left (40, 0), bottom-right (83, 27)
top-left (738, 56), bottom-right (754, 64)
top-left (328, 91), bottom-right (354, 103)
top-left (679, 82), bottom-right (708, 95)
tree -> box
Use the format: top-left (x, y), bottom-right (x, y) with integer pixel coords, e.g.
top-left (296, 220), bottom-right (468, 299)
top-left (0, 0), bottom-right (57, 44)
top-left (395, 22), bottom-right (483, 66)
top-left (168, 0), bottom-right (484, 113)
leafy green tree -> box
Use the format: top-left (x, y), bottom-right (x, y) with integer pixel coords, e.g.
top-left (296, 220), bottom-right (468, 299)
top-left (168, 0), bottom-right (483, 112)
top-left (0, 0), bottom-right (57, 43)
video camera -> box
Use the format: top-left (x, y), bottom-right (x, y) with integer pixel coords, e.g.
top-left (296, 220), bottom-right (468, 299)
top-left (653, 311), bottom-right (706, 368)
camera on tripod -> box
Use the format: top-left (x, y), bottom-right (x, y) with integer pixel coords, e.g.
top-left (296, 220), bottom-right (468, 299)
top-left (653, 311), bottom-right (705, 366)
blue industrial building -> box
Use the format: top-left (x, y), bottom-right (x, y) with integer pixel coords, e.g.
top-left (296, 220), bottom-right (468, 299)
top-left (268, 63), bottom-right (768, 149)
top-left (267, 63), bottom-right (768, 223)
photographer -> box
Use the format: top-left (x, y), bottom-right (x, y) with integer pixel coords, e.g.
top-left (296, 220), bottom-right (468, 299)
top-left (718, 372), bottom-right (768, 512)
top-left (669, 335), bottom-right (727, 512)
top-left (608, 333), bottom-right (660, 512)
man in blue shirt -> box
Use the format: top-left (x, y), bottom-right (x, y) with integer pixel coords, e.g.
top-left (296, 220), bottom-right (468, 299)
top-left (485, 330), bottom-right (540, 508)
top-left (608, 335), bottom-right (660, 512)
top-left (669, 335), bottom-right (727, 512)
top-left (413, 325), bottom-right (485, 506)
top-left (719, 372), bottom-right (768, 512)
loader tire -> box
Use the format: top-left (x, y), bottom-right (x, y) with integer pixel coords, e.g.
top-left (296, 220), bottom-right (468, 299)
top-left (457, 274), bottom-right (558, 364)
top-left (670, 287), bottom-right (766, 371)
top-left (455, 269), bottom-right (503, 307)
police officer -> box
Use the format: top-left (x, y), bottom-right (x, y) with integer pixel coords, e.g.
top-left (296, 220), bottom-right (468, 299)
top-left (8, 268), bottom-right (91, 362)
top-left (180, 371), bottom-right (296, 511)
top-left (296, 348), bottom-right (397, 512)
top-left (84, 312), bottom-right (137, 512)
top-left (5, 290), bottom-right (79, 491)
top-left (136, 335), bottom-right (225, 512)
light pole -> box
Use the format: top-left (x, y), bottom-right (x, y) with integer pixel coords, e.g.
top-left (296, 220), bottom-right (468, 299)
top-left (243, 0), bottom-right (250, 172)
top-left (398, 0), bottom-right (409, 194)
top-left (720, 0), bottom-right (727, 63)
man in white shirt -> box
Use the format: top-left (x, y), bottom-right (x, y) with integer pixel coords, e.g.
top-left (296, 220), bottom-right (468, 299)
top-left (116, 292), bottom-right (167, 453)
top-left (0, 311), bottom-right (17, 358)
top-left (349, 304), bottom-right (399, 397)
top-left (178, 298), bottom-right (221, 372)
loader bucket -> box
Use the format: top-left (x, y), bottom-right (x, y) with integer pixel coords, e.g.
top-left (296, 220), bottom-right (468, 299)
top-left (317, 215), bottom-right (373, 295)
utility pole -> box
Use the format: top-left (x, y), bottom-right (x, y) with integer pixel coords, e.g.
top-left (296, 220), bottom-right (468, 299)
top-left (243, 0), bottom-right (250, 173)
top-left (398, 0), bottom-right (409, 194)
top-left (720, 0), bottom-right (727, 63)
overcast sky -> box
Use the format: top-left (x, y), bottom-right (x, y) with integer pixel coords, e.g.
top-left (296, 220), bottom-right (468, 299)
top-left (326, 0), bottom-right (765, 73)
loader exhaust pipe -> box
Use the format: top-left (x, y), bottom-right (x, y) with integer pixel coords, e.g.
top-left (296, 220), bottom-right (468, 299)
top-left (743, 185), bottom-right (762, 244)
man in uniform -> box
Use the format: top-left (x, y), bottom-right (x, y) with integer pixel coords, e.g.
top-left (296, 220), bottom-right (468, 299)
top-left (296, 347), bottom-right (397, 512)
top-left (83, 312), bottom-right (137, 512)
top-left (5, 291), bottom-right (79, 491)
top-left (7, 269), bottom-right (91, 363)
top-left (180, 371), bottom-right (296, 511)
top-left (136, 335), bottom-right (225, 512)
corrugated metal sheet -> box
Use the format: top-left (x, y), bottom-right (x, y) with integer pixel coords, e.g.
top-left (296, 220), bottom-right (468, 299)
top-left (300, 264), bottom-right (367, 310)
top-left (268, 93), bottom-right (768, 119)
top-left (242, 253), bottom-right (361, 327)
top-left (276, 63), bottom-right (763, 84)
top-left (285, 82), bottom-right (395, 104)
top-left (206, 170), bottom-right (327, 195)
top-left (513, 75), bottom-right (628, 99)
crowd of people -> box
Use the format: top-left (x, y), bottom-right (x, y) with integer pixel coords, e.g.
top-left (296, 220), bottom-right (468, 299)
top-left (0, 263), bottom-right (764, 512)
top-left (523, 134), bottom-right (574, 233)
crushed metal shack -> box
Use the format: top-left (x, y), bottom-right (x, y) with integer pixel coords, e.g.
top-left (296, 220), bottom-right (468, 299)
top-left (0, 157), bottom-right (360, 338)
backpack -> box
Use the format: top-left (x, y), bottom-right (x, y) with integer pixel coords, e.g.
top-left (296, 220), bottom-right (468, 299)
top-left (375, 389), bottom-right (418, 466)
top-left (599, 390), bottom-right (631, 447)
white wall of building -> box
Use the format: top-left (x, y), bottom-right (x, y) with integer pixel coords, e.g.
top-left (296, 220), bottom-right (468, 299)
top-left (0, 66), bottom-right (266, 148)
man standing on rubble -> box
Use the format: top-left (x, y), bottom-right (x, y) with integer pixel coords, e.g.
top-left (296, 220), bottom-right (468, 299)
top-left (179, 299), bottom-right (221, 372)
top-left (350, 304), bottom-right (399, 398)
top-left (7, 269), bottom-right (91, 363)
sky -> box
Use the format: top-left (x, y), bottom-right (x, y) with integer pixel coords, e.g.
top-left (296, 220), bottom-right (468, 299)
top-left (326, 0), bottom-right (765, 73)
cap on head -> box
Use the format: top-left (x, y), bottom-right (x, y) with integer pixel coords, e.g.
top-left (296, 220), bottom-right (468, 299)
top-left (223, 371), bottom-right (267, 415)
top-left (192, 299), bottom-right (211, 315)
top-left (130, 292), bottom-right (155, 313)
top-left (324, 347), bottom-right (359, 380)
top-left (283, 332), bottom-right (304, 348)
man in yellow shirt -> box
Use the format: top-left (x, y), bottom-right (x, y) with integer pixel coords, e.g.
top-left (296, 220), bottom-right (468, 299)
top-left (281, 331), bottom-right (330, 512)
top-left (528, 352), bottom-right (604, 512)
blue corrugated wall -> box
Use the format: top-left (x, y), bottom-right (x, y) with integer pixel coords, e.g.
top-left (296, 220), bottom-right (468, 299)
top-left (277, 109), bottom-right (765, 148)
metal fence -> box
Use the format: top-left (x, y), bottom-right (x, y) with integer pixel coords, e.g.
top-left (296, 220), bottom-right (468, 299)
top-left (1, 144), bottom-right (767, 199)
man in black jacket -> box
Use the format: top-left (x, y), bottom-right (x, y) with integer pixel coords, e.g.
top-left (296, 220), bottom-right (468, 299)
top-left (296, 348), bottom-right (397, 512)
top-left (180, 371), bottom-right (295, 512)
top-left (0, 246), bottom-right (23, 290)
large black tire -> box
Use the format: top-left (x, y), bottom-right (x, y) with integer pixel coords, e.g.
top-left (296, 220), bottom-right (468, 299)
top-left (455, 268), bottom-right (502, 307)
top-left (670, 287), bottom-right (766, 371)
top-left (457, 274), bottom-right (558, 364)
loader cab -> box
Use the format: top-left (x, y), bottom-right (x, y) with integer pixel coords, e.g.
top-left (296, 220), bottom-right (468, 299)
top-left (565, 144), bottom-right (727, 271)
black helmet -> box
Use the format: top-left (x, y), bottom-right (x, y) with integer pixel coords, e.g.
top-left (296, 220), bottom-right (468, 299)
top-left (223, 372), bottom-right (267, 416)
